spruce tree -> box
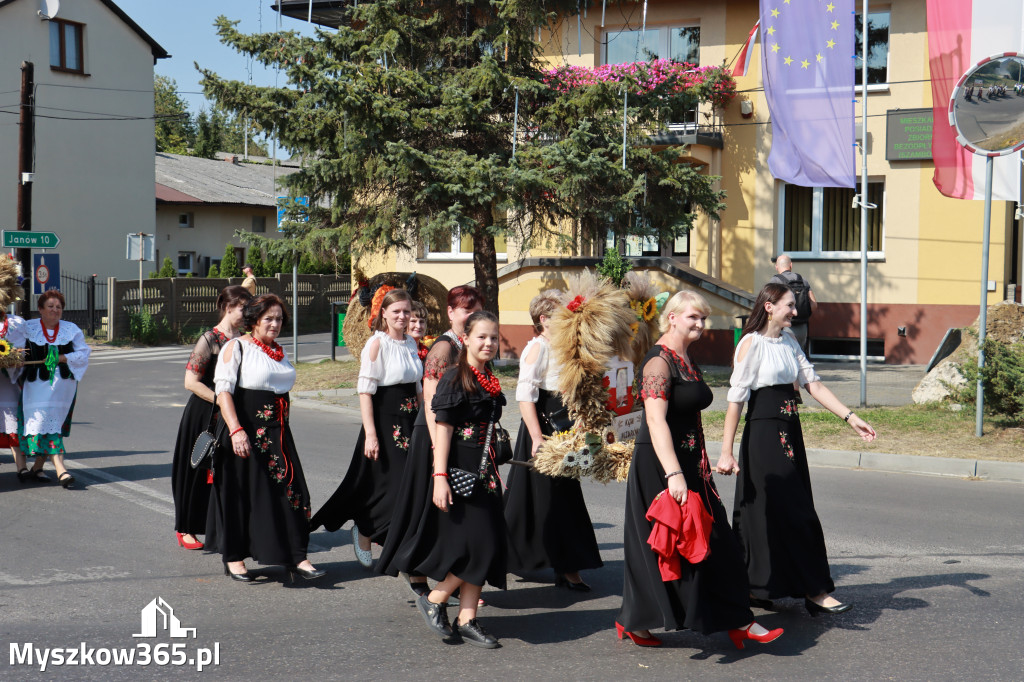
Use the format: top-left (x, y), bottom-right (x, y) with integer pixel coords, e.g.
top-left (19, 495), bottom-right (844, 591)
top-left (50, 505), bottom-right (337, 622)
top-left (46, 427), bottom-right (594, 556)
top-left (220, 243), bottom-right (241, 278)
top-left (201, 3), bottom-right (731, 313)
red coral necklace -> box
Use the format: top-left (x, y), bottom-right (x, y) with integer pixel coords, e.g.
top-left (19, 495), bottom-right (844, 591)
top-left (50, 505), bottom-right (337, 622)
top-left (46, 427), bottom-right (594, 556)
top-left (251, 334), bottom-right (284, 361)
top-left (42, 321), bottom-right (59, 344)
top-left (471, 366), bottom-right (502, 396)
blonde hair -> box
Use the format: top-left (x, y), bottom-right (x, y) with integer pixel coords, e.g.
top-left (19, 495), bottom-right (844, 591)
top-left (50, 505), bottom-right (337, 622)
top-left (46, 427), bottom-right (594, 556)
top-left (659, 290), bottom-right (711, 333)
top-left (372, 289), bottom-right (413, 332)
top-left (529, 289), bottom-right (564, 333)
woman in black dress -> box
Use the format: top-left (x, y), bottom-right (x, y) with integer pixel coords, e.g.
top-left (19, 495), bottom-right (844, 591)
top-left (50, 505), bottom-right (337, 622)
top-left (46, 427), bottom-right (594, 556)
top-left (617, 291), bottom-right (782, 650)
top-left (411, 311), bottom-right (506, 648)
top-left (207, 294), bottom-right (325, 584)
top-left (376, 285), bottom-right (484, 596)
top-left (716, 283), bottom-right (875, 615)
top-left (171, 285), bottom-right (251, 550)
top-left (310, 289), bottom-right (422, 566)
top-left (505, 290), bottom-right (602, 590)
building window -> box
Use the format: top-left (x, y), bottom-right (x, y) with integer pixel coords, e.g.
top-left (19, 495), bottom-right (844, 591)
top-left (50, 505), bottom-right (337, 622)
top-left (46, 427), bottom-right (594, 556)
top-left (603, 24), bottom-right (700, 66)
top-left (178, 213), bottom-right (194, 228)
top-left (779, 182), bottom-right (884, 257)
top-left (49, 19), bottom-right (84, 74)
top-left (177, 251), bottom-right (195, 275)
top-left (855, 10), bottom-right (890, 86)
top-left (422, 227), bottom-right (507, 260)
top-left (252, 216), bottom-right (266, 233)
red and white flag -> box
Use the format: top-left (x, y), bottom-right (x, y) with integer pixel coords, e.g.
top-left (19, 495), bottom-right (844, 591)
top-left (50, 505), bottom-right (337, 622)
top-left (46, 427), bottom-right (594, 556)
top-left (927, 0), bottom-right (1023, 200)
top-left (732, 20), bottom-right (759, 77)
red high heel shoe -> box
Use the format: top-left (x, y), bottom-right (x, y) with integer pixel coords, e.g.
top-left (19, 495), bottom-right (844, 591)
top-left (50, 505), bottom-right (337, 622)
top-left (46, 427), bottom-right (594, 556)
top-left (615, 621), bottom-right (662, 647)
top-left (176, 532), bottom-right (204, 550)
top-left (728, 623), bottom-right (783, 650)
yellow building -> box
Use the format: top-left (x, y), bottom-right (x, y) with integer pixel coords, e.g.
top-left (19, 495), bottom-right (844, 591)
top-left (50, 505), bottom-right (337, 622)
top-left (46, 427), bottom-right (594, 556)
top-left (284, 0), bottom-right (1022, 365)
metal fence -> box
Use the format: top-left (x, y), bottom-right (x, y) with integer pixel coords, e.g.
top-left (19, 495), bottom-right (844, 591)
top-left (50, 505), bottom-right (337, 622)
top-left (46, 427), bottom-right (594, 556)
top-left (60, 272), bottom-right (106, 336)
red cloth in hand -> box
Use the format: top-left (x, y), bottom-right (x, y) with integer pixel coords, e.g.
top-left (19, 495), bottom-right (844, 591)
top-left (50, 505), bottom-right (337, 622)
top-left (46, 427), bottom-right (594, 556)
top-left (645, 489), bottom-right (713, 581)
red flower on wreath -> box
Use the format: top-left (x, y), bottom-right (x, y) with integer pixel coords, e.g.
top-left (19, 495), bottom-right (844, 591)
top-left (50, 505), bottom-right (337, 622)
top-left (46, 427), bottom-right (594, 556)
top-left (566, 295), bottom-right (586, 312)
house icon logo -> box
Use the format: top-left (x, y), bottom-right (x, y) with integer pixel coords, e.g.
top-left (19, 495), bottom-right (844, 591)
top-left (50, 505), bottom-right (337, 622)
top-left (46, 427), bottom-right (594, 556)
top-left (132, 597), bottom-right (197, 639)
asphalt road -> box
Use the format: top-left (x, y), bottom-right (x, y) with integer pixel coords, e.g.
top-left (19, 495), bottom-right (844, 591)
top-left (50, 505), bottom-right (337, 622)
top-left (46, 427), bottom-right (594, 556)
top-left (953, 90), bottom-right (1024, 150)
top-left (1, 344), bottom-right (1021, 680)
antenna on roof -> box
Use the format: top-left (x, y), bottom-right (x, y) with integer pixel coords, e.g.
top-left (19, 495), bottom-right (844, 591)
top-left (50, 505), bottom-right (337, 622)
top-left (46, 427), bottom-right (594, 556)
top-left (37, 0), bottom-right (60, 20)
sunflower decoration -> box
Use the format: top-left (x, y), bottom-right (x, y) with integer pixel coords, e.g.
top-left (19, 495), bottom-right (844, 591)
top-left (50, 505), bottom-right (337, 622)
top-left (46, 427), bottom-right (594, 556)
top-left (622, 271), bottom-right (663, 380)
top-left (0, 338), bottom-right (23, 369)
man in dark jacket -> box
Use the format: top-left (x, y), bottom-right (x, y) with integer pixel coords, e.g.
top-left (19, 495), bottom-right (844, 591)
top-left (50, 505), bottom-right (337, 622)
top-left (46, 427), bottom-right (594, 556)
top-left (771, 254), bottom-right (818, 352)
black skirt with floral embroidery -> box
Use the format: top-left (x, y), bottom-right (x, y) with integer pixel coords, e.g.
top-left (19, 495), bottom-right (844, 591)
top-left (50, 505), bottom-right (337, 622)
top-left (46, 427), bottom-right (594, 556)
top-left (310, 382), bottom-right (420, 544)
top-left (205, 387), bottom-right (312, 566)
top-left (732, 383), bottom-right (835, 599)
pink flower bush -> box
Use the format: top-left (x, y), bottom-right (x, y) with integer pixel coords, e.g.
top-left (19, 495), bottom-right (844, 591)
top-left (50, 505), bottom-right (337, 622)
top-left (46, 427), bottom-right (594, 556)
top-left (542, 59), bottom-right (737, 108)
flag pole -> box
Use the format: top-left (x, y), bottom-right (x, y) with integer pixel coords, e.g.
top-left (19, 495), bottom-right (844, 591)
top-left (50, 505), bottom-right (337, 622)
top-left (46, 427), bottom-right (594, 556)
top-left (858, 0), bottom-right (869, 407)
top-left (976, 156), bottom-right (994, 437)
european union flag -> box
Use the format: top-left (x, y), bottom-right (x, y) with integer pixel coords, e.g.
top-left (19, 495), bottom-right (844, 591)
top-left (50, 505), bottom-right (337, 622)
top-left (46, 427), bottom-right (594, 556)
top-left (760, 0), bottom-right (856, 187)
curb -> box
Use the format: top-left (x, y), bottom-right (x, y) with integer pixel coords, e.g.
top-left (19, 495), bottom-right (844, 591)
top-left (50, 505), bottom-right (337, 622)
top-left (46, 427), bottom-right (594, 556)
top-left (291, 397), bottom-right (1024, 484)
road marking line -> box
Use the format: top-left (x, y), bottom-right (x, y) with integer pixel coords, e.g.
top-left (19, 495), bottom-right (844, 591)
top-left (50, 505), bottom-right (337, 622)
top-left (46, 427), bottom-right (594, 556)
top-left (64, 460), bottom-right (175, 516)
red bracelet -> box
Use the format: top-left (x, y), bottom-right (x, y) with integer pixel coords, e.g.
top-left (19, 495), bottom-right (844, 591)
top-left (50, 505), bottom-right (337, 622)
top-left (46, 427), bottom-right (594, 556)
top-left (229, 427), bottom-right (245, 437)
top-left (431, 472), bottom-right (448, 478)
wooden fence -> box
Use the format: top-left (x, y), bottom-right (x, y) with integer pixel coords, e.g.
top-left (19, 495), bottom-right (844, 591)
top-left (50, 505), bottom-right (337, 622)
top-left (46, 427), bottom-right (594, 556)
top-left (106, 274), bottom-right (351, 341)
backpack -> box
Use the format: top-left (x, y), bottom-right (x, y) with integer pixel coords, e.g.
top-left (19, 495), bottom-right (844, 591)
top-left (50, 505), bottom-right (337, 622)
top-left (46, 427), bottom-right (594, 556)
top-left (772, 272), bottom-right (813, 323)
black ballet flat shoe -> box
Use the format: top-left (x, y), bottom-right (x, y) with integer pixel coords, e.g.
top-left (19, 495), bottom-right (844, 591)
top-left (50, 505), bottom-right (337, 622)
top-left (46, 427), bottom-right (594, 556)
top-left (416, 595), bottom-right (453, 638)
top-left (749, 596), bottom-right (774, 610)
top-left (805, 598), bottom-right (852, 616)
top-left (555, 573), bottom-right (591, 593)
top-left (454, 617), bottom-right (500, 649)
top-left (223, 563), bottom-right (255, 583)
top-left (288, 565), bottom-right (326, 583)
top-left (58, 472), bottom-right (75, 489)
top-left (16, 468), bottom-right (31, 483)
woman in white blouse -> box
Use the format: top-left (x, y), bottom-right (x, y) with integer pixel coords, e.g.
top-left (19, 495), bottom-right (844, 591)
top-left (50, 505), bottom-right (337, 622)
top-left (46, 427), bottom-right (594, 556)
top-left (208, 293), bottom-right (324, 583)
top-left (716, 282), bottom-right (875, 616)
top-left (20, 290), bottom-right (91, 489)
top-left (310, 289), bottom-right (423, 568)
top-left (504, 291), bottom-right (602, 591)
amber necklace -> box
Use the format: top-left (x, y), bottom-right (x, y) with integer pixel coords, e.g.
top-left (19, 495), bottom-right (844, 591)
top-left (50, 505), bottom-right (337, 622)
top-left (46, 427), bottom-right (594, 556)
top-left (471, 366), bottom-right (502, 396)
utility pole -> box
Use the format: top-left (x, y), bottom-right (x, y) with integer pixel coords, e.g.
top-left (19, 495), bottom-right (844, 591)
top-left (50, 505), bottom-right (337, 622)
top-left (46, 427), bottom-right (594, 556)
top-left (16, 61), bottom-right (34, 319)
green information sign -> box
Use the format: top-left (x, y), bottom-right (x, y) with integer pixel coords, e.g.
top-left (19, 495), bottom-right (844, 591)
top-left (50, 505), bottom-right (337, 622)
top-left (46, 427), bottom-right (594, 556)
top-left (1, 230), bottom-right (60, 249)
top-left (885, 108), bottom-right (934, 161)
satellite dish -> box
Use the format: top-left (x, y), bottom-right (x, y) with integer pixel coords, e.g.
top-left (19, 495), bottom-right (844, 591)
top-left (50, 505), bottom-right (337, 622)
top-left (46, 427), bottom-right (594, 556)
top-left (38, 0), bottom-right (60, 20)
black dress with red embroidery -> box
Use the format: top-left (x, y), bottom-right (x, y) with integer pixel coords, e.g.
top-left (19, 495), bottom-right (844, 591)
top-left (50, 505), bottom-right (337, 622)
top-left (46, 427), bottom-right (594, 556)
top-left (376, 333), bottom-right (461, 578)
top-left (171, 328), bottom-right (229, 536)
top-left (617, 344), bottom-right (753, 635)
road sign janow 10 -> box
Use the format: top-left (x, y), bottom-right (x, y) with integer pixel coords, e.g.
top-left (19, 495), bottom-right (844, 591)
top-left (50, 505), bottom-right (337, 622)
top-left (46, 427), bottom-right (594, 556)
top-left (2, 231), bottom-right (60, 249)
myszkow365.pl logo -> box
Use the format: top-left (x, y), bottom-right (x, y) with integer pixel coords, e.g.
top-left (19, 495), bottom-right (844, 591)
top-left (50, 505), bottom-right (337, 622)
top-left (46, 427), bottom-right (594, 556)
top-left (9, 597), bottom-right (220, 673)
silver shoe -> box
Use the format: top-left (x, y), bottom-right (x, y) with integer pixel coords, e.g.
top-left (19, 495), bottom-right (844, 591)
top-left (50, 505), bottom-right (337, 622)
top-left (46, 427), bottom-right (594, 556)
top-left (352, 527), bottom-right (373, 568)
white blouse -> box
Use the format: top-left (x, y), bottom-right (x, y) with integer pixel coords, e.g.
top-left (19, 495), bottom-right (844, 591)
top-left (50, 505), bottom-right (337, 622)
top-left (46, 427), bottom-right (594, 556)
top-left (214, 338), bottom-right (296, 396)
top-left (516, 335), bottom-right (560, 403)
top-left (357, 331), bottom-right (423, 394)
top-left (21, 319), bottom-right (91, 436)
top-left (727, 329), bottom-right (820, 403)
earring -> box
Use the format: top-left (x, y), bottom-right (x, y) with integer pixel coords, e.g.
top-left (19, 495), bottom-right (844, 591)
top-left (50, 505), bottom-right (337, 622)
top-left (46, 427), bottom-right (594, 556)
top-left (768, 312), bottom-right (773, 322)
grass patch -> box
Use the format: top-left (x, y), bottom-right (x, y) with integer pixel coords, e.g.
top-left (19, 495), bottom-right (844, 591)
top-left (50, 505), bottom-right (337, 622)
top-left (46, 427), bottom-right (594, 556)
top-left (701, 403), bottom-right (1024, 462)
top-left (293, 359), bottom-right (359, 391)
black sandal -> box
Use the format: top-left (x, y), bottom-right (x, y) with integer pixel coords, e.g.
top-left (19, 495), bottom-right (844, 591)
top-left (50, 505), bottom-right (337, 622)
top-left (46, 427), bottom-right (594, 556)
top-left (31, 468), bottom-right (51, 483)
top-left (16, 468), bottom-right (30, 483)
top-left (58, 472), bottom-right (75, 489)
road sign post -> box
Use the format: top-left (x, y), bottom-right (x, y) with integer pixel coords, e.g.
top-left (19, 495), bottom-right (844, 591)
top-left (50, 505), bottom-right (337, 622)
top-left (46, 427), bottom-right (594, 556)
top-left (33, 253), bottom-right (60, 295)
top-left (2, 230), bottom-right (59, 249)
top-left (126, 233), bottom-right (155, 309)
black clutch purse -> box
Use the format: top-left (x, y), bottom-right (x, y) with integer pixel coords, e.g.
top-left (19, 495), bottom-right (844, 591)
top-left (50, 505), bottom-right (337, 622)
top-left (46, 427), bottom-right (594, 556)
top-left (447, 467), bottom-right (479, 498)
top-left (190, 429), bottom-right (218, 469)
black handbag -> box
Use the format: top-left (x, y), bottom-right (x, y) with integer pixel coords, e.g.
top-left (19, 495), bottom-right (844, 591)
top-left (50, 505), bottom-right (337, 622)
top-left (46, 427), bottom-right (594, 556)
top-left (189, 341), bottom-right (242, 469)
top-left (448, 398), bottom-right (504, 498)
top-left (447, 467), bottom-right (478, 497)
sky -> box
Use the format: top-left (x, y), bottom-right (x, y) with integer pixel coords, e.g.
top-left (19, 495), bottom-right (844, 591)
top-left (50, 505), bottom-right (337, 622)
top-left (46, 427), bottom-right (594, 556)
top-left (114, 0), bottom-right (322, 115)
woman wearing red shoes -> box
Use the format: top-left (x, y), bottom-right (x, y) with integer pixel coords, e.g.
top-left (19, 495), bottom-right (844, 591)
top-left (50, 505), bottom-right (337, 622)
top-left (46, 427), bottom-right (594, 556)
top-left (20, 290), bottom-right (91, 489)
top-left (206, 294), bottom-right (324, 584)
top-left (716, 283), bottom-right (875, 617)
top-left (171, 285), bottom-right (251, 550)
top-left (617, 291), bottom-right (782, 650)
top-left (310, 289), bottom-right (423, 567)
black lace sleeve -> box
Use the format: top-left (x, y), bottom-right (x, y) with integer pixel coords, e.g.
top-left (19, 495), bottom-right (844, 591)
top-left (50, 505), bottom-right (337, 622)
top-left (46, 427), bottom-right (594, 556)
top-left (186, 332), bottom-right (217, 376)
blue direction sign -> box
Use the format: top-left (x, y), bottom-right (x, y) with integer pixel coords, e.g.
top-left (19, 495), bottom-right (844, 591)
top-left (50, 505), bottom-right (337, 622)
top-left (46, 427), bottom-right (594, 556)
top-left (33, 253), bottom-right (60, 295)
top-left (2, 230), bottom-right (60, 249)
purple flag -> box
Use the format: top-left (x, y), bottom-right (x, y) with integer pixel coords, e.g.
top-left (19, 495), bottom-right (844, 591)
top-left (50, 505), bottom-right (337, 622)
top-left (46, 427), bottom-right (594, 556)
top-left (760, 0), bottom-right (856, 188)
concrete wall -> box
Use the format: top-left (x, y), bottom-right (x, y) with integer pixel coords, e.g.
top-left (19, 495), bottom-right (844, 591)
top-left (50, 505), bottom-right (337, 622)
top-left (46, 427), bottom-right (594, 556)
top-left (155, 204), bottom-right (282, 275)
top-left (0, 0), bottom-right (159, 280)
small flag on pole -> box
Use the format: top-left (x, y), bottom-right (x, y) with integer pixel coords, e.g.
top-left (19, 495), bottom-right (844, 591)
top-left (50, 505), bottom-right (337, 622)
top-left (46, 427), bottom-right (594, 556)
top-left (732, 20), bottom-right (760, 77)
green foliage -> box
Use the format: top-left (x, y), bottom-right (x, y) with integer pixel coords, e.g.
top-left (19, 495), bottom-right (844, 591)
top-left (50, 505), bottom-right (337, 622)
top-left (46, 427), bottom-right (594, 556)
top-left (157, 257), bottom-right (176, 278)
top-left (220, 244), bottom-right (241, 278)
top-left (200, 3), bottom-right (725, 313)
top-left (596, 249), bottom-right (633, 287)
top-left (206, 263), bottom-right (220, 277)
top-left (128, 311), bottom-right (173, 345)
top-left (154, 75), bottom-right (195, 154)
top-left (193, 110), bottom-right (223, 159)
top-left (954, 337), bottom-right (1024, 423)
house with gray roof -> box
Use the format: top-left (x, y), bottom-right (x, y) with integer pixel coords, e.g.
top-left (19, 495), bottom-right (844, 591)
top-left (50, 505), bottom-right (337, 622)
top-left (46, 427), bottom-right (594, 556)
top-left (155, 152), bottom-right (300, 275)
